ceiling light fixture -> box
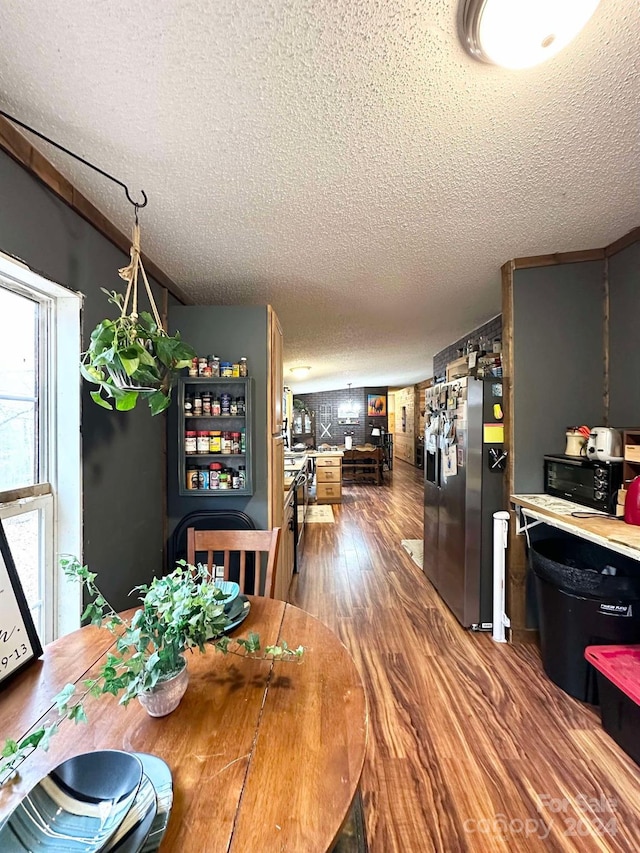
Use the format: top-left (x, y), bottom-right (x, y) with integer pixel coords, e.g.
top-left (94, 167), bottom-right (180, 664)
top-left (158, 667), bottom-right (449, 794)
top-left (459, 0), bottom-right (601, 69)
top-left (289, 366), bottom-right (311, 378)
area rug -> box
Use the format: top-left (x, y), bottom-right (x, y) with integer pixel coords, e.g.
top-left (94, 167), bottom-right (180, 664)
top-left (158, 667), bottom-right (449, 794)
top-left (331, 789), bottom-right (368, 853)
top-left (401, 539), bottom-right (423, 569)
top-left (306, 505), bottom-right (335, 523)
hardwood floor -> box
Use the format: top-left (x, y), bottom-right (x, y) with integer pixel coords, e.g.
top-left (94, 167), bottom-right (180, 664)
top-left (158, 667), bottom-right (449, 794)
top-left (290, 461), bottom-right (640, 853)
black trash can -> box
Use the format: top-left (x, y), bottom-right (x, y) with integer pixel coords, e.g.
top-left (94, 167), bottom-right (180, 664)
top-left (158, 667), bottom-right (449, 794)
top-left (529, 538), bottom-right (640, 703)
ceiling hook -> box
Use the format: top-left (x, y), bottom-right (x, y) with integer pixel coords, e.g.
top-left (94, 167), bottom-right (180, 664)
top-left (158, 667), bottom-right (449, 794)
top-left (0, 108), bottom-right (149, 211)
top-left (125, 187), bottom-right (148, 210)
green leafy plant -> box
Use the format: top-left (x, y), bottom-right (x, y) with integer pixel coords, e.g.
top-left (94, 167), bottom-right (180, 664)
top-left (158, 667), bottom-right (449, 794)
top-left (81, 289), bottom-right (196, 415)
top-left (0, 558), bottom-right (303, 785)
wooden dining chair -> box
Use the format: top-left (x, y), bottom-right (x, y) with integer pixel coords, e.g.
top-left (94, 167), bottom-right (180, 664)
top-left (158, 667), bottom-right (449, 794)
top-left (186, 527), bottom-right (281, 598)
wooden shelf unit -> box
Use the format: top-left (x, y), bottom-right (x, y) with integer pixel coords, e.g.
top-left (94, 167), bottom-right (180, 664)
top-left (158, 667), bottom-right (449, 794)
top-left (623, 429), bottom-right (640, 487)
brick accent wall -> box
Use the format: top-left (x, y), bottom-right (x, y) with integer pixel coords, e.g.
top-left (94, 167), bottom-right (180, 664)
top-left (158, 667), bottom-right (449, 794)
top-left (432, 314), bottom-right (502, 382)
top-left (296, 385), bottom-right (388, 447)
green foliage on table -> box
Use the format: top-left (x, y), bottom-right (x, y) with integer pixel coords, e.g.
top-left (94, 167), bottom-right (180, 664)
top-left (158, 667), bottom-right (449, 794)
top-left (80, 289), bottom-right (196, 415)
top-left (0, 557), bottom-right (303, 786)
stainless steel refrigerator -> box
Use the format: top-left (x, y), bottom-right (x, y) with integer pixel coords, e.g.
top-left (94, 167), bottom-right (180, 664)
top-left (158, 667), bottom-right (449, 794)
top-left (423, 376), bottom-right (504, 628)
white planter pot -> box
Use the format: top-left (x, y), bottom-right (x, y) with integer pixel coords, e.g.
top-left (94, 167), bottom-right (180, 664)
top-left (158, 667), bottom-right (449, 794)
top-left (137, 661), bottom-right (189, 717)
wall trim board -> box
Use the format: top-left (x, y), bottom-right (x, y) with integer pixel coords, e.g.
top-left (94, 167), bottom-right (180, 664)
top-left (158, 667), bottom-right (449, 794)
top-left (0, 115), bottom-right (190, 305)
top-left (604, 226), bottom-right (640, 257)
top-left (512, 248), bottom-right (605, 269)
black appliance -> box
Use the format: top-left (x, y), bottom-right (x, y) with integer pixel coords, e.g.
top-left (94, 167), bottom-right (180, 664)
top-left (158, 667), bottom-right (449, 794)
top-left (292, 465), bottom-right (310, 572)
top-left (544, 455), bottom-right (623, 513)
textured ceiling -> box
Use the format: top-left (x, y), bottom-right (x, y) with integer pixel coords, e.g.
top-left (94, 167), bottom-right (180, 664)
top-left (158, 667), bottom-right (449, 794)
top-left (0, 0), bottom-right (638, 392)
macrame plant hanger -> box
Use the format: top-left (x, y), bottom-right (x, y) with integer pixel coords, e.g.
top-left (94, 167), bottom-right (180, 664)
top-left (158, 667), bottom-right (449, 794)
top-left (112, 206), bottom-right (166, 391)
top-left (0, 108), bottom-right (167, 393)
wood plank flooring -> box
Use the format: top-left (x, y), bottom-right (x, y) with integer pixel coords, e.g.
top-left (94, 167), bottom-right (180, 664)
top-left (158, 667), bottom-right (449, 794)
top-left (290, 461), bottom-right (640, 853)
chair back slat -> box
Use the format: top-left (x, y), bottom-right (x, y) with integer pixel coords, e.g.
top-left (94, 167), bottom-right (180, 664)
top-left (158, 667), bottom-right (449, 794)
top-left (186, 528), bottom-right (281, 598)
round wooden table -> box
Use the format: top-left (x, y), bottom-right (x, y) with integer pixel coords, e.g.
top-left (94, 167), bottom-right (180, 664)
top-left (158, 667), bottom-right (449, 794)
top-left (0, 597), bottom-right (368, 852)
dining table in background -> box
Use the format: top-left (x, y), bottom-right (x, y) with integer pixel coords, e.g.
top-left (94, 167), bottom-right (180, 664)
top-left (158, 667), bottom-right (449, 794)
top-left (0, 597), bottom-right (368, 852)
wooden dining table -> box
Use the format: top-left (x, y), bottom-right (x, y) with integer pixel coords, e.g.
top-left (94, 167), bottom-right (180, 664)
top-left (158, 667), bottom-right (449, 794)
top-left (0, 597), bottom-right (368, 852)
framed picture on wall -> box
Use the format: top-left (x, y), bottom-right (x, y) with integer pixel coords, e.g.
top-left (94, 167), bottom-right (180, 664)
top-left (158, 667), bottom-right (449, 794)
top-left (0, 518), bottom-right (43, 689)
top-left (367, 394), bottom-right (387, 417)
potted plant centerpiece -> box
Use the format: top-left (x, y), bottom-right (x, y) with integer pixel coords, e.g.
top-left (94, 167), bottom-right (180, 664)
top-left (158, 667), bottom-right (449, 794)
top-left (0, 558), bottom-right (303, 783)
top-left (81, 221), bottom-right (196, 415)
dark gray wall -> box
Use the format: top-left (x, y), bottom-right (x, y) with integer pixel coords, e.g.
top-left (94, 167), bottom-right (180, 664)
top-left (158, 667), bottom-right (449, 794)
top-left (513, 262), bottom-right (604, 492)
top-left (609, 241), bottom-right (640, 428)
top-left (296, 385), bottom-right (389, 446)
top-left (0, 150), bottom-right (169, 611)
top-left (167, 305), bottom-right (269, 551)
top-left (433, 315), bottom-right (502, 381)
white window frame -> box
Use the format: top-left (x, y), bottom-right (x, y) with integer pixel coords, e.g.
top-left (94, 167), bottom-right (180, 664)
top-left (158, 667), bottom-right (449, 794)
top-left (0, 251), bottom-right (82, 641)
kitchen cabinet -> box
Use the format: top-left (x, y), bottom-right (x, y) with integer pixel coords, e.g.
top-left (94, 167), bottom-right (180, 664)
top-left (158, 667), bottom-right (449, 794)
top-left (269, 306), bottom-right (284, 437)
top-left (316, 454), bottom-right (342, 503)
top-left (177, 376), bottom-right (253, 496)
top-left (622, 430), bottom-right (640, 488)
top-left (275, 489), bottom-right (295, 601)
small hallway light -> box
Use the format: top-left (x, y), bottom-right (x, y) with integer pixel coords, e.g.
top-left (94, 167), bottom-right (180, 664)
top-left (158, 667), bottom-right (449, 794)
top-left (290, 366), bottom-right (311, 378)
top-left (459, 0), bottom-right (601, 69)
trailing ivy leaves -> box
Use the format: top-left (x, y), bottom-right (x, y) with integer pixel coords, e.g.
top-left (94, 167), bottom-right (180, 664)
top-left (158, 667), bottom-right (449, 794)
top-left (1, 557), bottom-right (304, 787)
top-left (81, 290), bottom-right (196, 415)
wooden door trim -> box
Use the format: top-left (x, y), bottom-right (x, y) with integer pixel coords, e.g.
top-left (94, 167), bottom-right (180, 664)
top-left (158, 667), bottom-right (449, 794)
top-left (604, 226), bottom-right (640, 257)
top-left (512, 248), bottom-right (605, 269)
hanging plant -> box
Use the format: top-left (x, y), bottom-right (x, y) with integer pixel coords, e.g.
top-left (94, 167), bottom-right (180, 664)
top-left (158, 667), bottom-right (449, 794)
top-left (81, 223), bottom-right (196, 415)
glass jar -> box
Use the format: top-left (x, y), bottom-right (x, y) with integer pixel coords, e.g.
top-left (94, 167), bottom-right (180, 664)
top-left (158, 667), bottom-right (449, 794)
top-left (237, 395), bottom-right (245, 415)
top-left (193, 393), bottom-right (202, 416)
top-left (189, 358), bottom-right (198, 377)
top-left (186, 464), bottom-right (199, 490)
top-left (231, 432), bottom-right (240, 454)
top-left (218, 471), bottom-right (229, 489)
top-left (209, 356), bottom-right (220, 377)
top-left (184, 394), bottom-right (193, 417)
top-left (220, 393), bottom-right (231, 415)
top-left (238, 465), bottom-right (246, 489)
top-left (240, 429), bottom-right (246, 453)
top-left (222, 431), bottom-right (232, 454)
top-left (220, 362), bottom-right (233, 377)
top-left (185, 430), bottom-right (197, 454)
top-left (198, 357), bottom-right (208, 376)
top-left (209, 430), bottom-right (221, 453)
top-left (212, 395), bottom-right (221, 416)
top-left (232, 470), bottom-right (240, 489)
top-left (239, 357), bottom-right (248, 377)
top-left (230, 397), bottom-right (238, 416)
top-left (209, 465), bottom-right (220, 489)
top-left (197, 431), bottom-right (210, 454)
top-left (202, 390), bottom-right (211, 415)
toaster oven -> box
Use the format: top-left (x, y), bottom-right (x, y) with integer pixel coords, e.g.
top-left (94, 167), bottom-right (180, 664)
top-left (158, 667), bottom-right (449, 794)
top-left (544, 455), bottom-right (623, 513)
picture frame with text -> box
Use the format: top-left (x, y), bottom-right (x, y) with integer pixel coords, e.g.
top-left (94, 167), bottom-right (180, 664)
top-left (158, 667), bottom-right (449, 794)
top-left (0, 517), bottom-right (43, 689)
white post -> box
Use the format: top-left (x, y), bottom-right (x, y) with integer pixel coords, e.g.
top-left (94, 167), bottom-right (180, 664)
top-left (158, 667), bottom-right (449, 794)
top-left (492, 511), bottom-right (511, 643)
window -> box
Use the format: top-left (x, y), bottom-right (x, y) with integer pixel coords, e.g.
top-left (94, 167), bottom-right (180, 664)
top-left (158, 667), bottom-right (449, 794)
top-left (0, 253), bottom-right (82, 643)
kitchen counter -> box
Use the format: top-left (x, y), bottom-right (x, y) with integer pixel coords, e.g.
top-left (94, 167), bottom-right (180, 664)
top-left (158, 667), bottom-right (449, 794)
top-left (284, 452), bottom-right (309, 493)
top-left (511, 493), bottom-right (640, 561)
